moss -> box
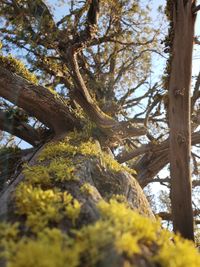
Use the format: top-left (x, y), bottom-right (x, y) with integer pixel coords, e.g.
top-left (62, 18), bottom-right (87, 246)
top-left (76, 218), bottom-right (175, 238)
top-left (39, 134), bottom-right (135, 176)
top-left (110, 194), bottom-right (127, 203)
top-left (23, 159), bottom-right (77, 185)
top-left (80, 183), bottom-right (97, 196)
top-left (49, 158), bottom-right (77, 182)
top-left (154, 235), bottom-right (200, 267)
top-left (1, 132), bottom-right (200, 266)
top-left (65, 199), bottom-right (82, 226)
top-left (22, 164), bottom-right (51, 186)
top-left (15, 183), bottom-right (81, 232)
top-left (2, 228), bottom-right (82, 267)
top-left (38, 142), bottom-right (76, 162)
top-left (0, 54), bottom-right (38, 84)
top-left (1, 200), bottom-right (200, 267)
top-left (102, 153), bottom-right (136, 175)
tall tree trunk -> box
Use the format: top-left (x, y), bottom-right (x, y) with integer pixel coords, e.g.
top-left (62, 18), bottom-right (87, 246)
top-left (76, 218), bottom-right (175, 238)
top-left (169, 0), bottom-right (196, 240)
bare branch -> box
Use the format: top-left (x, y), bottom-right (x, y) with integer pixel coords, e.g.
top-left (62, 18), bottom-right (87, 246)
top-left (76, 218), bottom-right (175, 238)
top-left (0, 110), bottom-right (42, 146)
top-left (117, 131), bottom-right (200, 187)
top-left (191, 71), bottom-right (200, 109)
top-left (192, 4), bottom-right (200, 13)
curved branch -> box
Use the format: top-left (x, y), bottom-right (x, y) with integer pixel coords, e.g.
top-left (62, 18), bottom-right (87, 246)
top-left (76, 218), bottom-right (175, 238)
top-left (0, 66), bottom-right (80, 135)
top-left (63, 1), bottom-right (146, 141)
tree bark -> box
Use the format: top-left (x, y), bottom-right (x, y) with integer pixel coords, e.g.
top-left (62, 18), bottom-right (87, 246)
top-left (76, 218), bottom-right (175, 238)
top-left (0, 140), bottom-right (154, 222)
top-left (0, 110), bottom-right (42, 146)
top-left (0, 67), bottom-right (80, 135)
top-left (168, 0), bottom-right (196, 240)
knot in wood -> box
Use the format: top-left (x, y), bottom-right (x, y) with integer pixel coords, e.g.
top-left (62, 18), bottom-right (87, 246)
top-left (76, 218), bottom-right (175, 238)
top-left (174, 88), bottom-right (185, 96)
top-left (177, 133), bottom-right (186, 144)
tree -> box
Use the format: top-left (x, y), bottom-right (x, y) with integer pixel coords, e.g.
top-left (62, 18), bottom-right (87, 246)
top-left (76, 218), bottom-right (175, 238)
top-left (167, 0), bottom-right (196, 240)
top-left (0, 0), bottom-right (200, 266)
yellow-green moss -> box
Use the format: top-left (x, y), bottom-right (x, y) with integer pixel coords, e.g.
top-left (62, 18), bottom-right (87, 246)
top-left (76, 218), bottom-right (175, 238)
top-left (65, 199), bottom-right (82, 226)
top-left (1, 132), bottom-right (200, 266)
top-left (22, 164), bottom-right (51, 186)
top-left (2, 228), bottom-right (82, 267)
top-left (23, 158), bottom-right (77, 185)
top-left (15, 183), bottom-right (81, 232)
top-left (49, 158), bottom-right (77, 182)
top-left (38, 142), bottom-right (76, 162)
top-left (1, 200), bottom-right (200, 267)
top-left (80, 183), bottom-right (97, 196)
top-left (102, 153), bottom-right (136, 175)
top-left (38, 136), bottom-right (135, 176)
top-left (0, 55), bottom-right (38, 84)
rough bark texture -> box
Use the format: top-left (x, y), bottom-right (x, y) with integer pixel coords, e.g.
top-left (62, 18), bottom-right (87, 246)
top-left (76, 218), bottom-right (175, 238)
top-left (0, 67), bottom-right (80, 135)
top-left (168, 0), bottom-right (196, 240)
top-left (0, 141), bottom-right (154, 223)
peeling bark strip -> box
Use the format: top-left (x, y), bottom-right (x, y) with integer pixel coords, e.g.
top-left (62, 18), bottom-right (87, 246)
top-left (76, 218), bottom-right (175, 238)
top-left (169, 0), bottom-right (196, 240)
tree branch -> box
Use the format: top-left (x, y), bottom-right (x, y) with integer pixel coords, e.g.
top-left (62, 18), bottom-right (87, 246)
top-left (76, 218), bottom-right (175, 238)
top-left (0, 66), bottom-right (80, 135)
top-left (192, 4), bottom-right (200, 13)
top-left (191, 71), bottom-right (200, 109)
top-left (0, 110), bottom-right (42, 146)
top-left (61, 0), bottom-right (146, 142)
top-left (117, 131), bottom-right (200, 187)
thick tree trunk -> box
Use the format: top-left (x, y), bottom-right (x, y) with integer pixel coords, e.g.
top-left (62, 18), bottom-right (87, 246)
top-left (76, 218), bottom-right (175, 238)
top-left (0, 137), bottom-right (158, 267)
top-left (168, 0), bottom-right (196, 240)
top-left (0, 139), bottom-right (154, 222)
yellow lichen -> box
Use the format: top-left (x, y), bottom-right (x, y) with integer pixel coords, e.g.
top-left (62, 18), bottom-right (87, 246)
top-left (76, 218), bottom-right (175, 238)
top-left (102, 153), bottom-right (136, 175)
top-left (65, 199), bottom-right (82, 226)
top-left (22, 164), bottom-right (51, 186)
top-left (37, 133), bottom-right (136, 176)
top-left (49, 158), bottom-right (77, 182)
top-left (154, 235), bottom-right (200, 267)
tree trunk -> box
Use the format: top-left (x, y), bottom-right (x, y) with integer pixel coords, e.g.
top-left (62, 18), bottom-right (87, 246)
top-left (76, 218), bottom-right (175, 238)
top-left (169, 0), bottom-right (196, 240)
top-left (1, 136), bottom-right (200, 267)
top-left (0, 139), bottom-right (154, 222)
